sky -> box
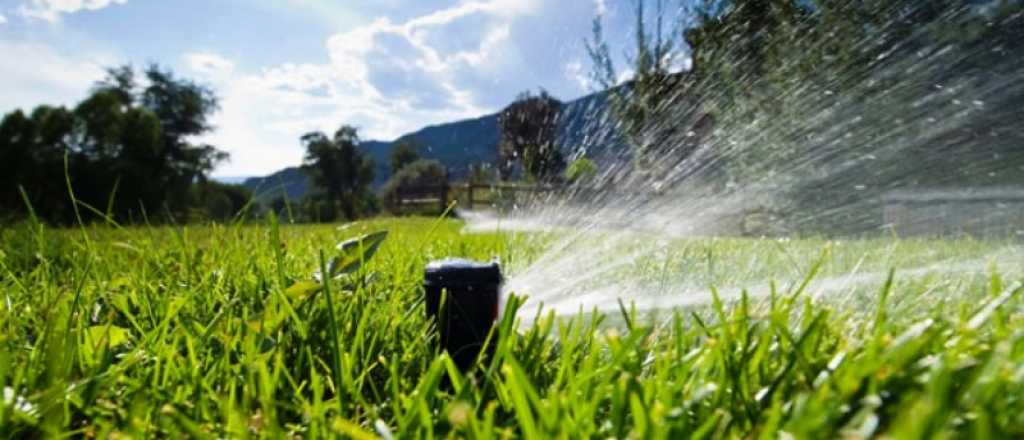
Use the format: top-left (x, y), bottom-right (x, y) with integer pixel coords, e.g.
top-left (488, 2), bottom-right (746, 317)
top-left (0, 0), bottom-right (651, 177)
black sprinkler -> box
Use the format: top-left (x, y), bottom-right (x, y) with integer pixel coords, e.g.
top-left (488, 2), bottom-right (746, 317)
top-left (424, 258), bottom-right (503, 372)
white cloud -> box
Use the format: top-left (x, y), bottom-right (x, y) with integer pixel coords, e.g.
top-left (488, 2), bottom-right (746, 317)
top-left (451, 24), bottom-right (511, 68)
top-left (0, 14), bottom-right (8, 24)
top-left (183, 52), bottom-right (236, 82)
top-left (207, 0), bottom-right (606, 177)
top-left (19, 0), bottom-right (127, 23)
top-left (0, 0), bottom-right (650, 179)
top-left (317, 0), bottom-right (552, 117)
top-left (204, 57), bottom-right (487, 176)
top-left (0, 40), bottom-right (111, 112)
top-left (208, 0), bottom-right (542, 176)
top-left (616, 68), bottom-right (635, 85)
top-left (564, 59), bottom-right (594, 91)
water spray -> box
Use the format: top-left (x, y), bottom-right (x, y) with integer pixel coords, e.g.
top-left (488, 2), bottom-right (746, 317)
top-left (459, 2), bottom-right (1024, 323)
top-left (424, 259), bottom-right (503, 372)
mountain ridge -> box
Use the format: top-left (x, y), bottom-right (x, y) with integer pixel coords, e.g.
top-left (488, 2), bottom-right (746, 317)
top-left (243, 89), bottom-right (621, 203)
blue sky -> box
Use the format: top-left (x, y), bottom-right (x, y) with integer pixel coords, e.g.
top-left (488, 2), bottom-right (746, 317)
top-left (0, 0), bottom-right (660, 177)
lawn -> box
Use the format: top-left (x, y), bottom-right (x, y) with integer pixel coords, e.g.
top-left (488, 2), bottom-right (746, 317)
top-left (1, 217), bottom-right (1022, 438)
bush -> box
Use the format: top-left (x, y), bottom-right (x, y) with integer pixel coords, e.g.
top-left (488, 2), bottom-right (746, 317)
top-left (380, 159), bottom-right (448, 212)
top-left (190, 181), bottom-right (254, 222)
top-left (565, 157), bottom-right (598, 184)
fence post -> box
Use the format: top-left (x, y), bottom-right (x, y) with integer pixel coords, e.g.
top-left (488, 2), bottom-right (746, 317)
top-left (440, 184), bottom-right (450, 213)
top-left (395, 187), bottom-right (403, 214)
top-left (467, 184), bottom-right (475, 210)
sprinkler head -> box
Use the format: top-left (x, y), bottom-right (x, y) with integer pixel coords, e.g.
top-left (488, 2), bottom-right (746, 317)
top-left (424, 258), bottom-right (502, 372)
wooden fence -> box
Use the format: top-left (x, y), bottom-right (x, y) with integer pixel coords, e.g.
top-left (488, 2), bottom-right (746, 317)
top-left (389, 184), bottom-right (451, 213)
top-left (390, 183), bottom-right (563, 213)
top-left (392, 182), bottom-right (1024, 237)
top-left (882, 187), bottom-right (1024, 237)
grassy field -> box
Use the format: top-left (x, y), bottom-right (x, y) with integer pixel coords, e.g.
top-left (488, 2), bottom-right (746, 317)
top-left (1, 217), bottom-right (1023, 438)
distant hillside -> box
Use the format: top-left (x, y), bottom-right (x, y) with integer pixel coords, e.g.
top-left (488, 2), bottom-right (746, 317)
top-left (212, 176), bottom-right (251, 185)
top-left (556, 89), bottom-right (624, 161)
top-left (371, 90), bottom-right (621, 179)
top-left (243, 88), bottom-right (625, 202)
top-left (362, 112), bottom-right (501, 187)
top-left (242, 167), bottom-right (310, 204)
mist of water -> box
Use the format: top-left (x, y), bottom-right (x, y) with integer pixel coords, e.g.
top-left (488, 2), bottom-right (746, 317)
top-left (466, 3), bottom-right (1024, 321)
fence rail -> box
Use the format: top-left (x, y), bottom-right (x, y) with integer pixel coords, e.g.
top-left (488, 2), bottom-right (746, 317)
top-left (391, 183), bottom-right (1024, 237)
top-left (390, 184), bottom-right (451, 213)
top-left (389, 183), bottom-right (566, 213)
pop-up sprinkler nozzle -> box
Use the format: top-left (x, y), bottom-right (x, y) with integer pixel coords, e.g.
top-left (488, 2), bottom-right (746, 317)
top-left (424, 258), bottom-right (502, 372)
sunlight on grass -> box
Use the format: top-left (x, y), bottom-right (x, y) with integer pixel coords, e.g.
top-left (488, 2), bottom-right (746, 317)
top-left (0, 218), bottom-right (1022, 437)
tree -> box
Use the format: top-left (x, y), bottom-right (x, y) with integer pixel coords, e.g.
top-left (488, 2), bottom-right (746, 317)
top-left (587, 0), bottom-right (712, 174)
top-left (498, 90), bottom-right (565, 182)
top-left (141, 65), bottom-right (226, 199)
top-left (685, 0), bottom-right (806, 79)
top-left (94, 65), bottom-right (137, 105)
top-left (0, 64), bottom-right (228, 224)
top-left (0, 108), bottom-right (71, 220)
top-left (301, 125), bottom-right (376, 220)
top-left (613, 0), bottom-right (1024, 232)
top-left (389, 139), bottom-right (421, 174)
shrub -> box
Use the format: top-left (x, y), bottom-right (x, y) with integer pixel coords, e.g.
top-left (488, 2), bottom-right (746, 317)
top-left (380, 159), bottom-right (448, 212)
top-left (565, 157), bottom-right (598, 184)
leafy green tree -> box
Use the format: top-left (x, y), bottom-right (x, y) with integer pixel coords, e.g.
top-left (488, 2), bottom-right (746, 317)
top-left (84, 64), bottom-right (225, 220)
top-left (301, 125), bottom-right (376, 220)
top-left (587, 0), bottom-right (713, 174)
top-left (95, 65), bottom-right (137, 105)
top-left (389, 140), bottom-right (421, 174)
top-left (72, 89), bottom-right (165, 219)
top-left (588, 3), bottom-right (676, 138)
top-left (0, 64), bottom-right (228, 224)
top-left (0, 108), bottom-right (70, 219)
top-left (498, 90), bottom-right (565, 182)
top-left (141, 65), bottom-right (226, 200)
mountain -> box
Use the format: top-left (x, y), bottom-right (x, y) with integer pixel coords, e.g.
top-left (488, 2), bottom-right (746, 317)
top-left (242, 88), bottom-right (624, 202)
top-left (242, 166), bottom-right (310, 204)
top-left (212, 176), bottom-right (252, 184)
top-left (363, 111), bottom-right (501, 187)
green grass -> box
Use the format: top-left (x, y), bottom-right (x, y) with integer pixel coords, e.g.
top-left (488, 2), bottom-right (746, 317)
top-left (1, 217), bottom-right (1022, 438)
